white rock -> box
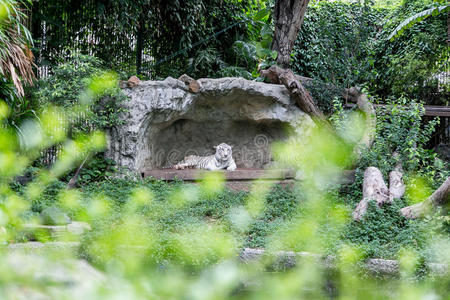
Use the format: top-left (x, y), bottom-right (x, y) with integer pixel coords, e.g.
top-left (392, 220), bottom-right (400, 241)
top-left (106, 77), bottom-right (313, 173)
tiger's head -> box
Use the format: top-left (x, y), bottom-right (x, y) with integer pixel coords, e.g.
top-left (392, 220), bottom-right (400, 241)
top-left (214, 143), bottom-right (233, 162)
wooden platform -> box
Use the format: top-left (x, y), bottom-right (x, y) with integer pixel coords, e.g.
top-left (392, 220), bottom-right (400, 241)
top-left (141, 168), bottom-right (356, 191)
top-left (141, 169), bottom-right (296, 191)
top-left (142, 168), bottom-right (296, 181)
top-left (345, 103), bottom-right (450, 117)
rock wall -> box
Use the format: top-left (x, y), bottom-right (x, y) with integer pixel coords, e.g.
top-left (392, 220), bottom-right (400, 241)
top-left (106, 77), bottom-right (313, 173)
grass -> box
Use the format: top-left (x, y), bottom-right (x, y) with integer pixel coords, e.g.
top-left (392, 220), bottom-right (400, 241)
top-left (79, 178), bottom-right (304, 249)
top-left (13, 176), bottom-right (447, 266)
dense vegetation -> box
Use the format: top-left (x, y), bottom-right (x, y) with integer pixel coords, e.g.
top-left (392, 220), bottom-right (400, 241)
top-left (0, 0), bottom-right (449, 298)
top-left (13, 174), bottom-right (446, 262)
top-left (30, 0), bottom-right (259, 78)
top-left (292, 0), bottom-right (448, 105)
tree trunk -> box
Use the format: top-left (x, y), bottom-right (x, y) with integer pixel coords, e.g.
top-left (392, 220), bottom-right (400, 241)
top-left (260, 67), bottom-right (376, 154)
top-left (389, 155), bottom-right (405, 199)
top-left (344, 87), bottom-right (376, 161)
top-left (353, 166), bottom-right (393, 221)
top-left (401, 177), bottom-right (450, 219)
top-left (447, 10), bottom-right (449, 45)
top-left (272, 0), bottom-right (310, 68)
top-left (67, 156), bottom-right (90, 189)
top-left (136, 13), bottom-right (145, 75)
top-left (260, 65), bottom-right (325, 121)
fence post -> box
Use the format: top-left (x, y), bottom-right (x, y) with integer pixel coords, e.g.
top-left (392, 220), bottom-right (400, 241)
top-left (136, 13), bottom-right (144, 75)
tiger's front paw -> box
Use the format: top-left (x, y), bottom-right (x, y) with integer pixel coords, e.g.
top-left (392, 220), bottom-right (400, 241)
top-left (227, 165), bottom-right (236, 171)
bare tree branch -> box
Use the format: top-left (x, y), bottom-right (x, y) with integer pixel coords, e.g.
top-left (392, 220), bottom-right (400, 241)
top-left (260, 65), bottom-right (325, 121)
top-left (401, 177), bottom-right (450, 219)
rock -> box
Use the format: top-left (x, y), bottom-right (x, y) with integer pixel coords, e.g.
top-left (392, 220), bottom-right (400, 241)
top-left (365, 258), bottom-right (398, 275)
top-left (119, 75), bottom-right (141, 89)
top-left (8, 241), bottom-right (80, 255)
top-left (2, 253), bottom-right (104, 299)
top-left (239, 248), bottom-right (447, 275)
top-left (127, 75), bottom-right (141, 86)
top-left (40, 207), bottom-right (71, 226)
top-left (106, 77), bottom-right (314, 174)
top-left (178, 74), bottom-right (200, 93)
top-left (67, 221), bottom-right (91, 234)
top-left (20, 222), bottom-right (91, 241)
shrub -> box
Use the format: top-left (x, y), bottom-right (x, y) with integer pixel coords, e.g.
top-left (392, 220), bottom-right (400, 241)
top-left (343, 199), bottom-right (428, 259)
top-left (30, 52), bottom-right (128, 133)
top-left (371, 0), bottom-right (448, 104)
top-left (292, 1), bottom-right (384, 87)
top-left (341, 96), bottom-right (448, 206)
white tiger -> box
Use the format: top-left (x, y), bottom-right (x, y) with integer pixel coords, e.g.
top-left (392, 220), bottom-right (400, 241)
top-left (172, 143), bottom-right (237, 171)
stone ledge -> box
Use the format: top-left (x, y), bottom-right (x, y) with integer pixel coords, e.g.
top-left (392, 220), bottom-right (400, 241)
top-left (3, 252), bottom-right (105, 298)
top-left (19, 222), bottom-right (91, 241)
top-left (7, 243), bottom-right (446, 277)
top-left (239, 248), bottom-right (448, 276)
top-left (8, 242), bottom-right (80, 255)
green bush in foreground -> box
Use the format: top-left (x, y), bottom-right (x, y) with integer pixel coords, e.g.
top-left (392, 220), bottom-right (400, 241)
top-left (3, 106), bottom-right (450, 299)
top-left (11, 174), bottom-right (433, 262)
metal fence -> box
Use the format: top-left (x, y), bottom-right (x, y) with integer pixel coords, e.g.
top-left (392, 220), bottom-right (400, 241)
top-left (39, 109), bottom-right (95, 166)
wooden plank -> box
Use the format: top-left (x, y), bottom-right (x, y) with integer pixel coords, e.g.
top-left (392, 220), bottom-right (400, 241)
top-left (345, 104), bottom-right (450, 117)
top-left (142, 168), bottom-right (296, 181)
top-left (141, 169), bottom-right (356, 184)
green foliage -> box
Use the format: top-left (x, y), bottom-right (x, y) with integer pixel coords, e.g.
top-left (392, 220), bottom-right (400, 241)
top-left (29, 180), bottom-right (67, 212)
top-left (372, 0), bottom-right (448, 104)
top-left (0, 77), bottom-right (38, 129)
top-left (292, 1), bottom-right (385, 87)
top-left (338, 96), bottom-right (448, 210)
top-left (388, 4), bottom-right (450, 40)
top-left (227, 5), bottom-right (278, 80)
top-left (69, 155), bottom-right (117, 186)
top-left (30, 52), bottom-right (128, 132)
top-left (290, 0), bottom-right (448, 105)
top-left (344, 199), bottom-right (428, 259)
top-left (33, 53), bottom-right (101, 105)
top-left (356, 97), bottom-right (446, 187)
top-left (0, 0), bottom-right (37, 130)
top-left (40, 205), bottom-right (71, 225)
top-left (0, 0), bottom-right (34, 95)
top-left (148, 0), bottom-right (255, 78)
top-left (12, 176), bottom-right (304, 259)
top-left (305, 80), bottom-right (345, 115)
top-left (31, 0), bottom-right (147, 74)
top-left (32, 0), bottom-right (255, 79)
top-left (185, 4), bottom-right (276, 80)
top-left (77, 180), bottom-right (303, 253)
top-left (225, 39), bottom-right (277, 80)
top-left (331, 94), bottom-right (448, 260)
top-left (16, 171), bottom-right (443, 264)
top-left (186, 47), bottom-right (228, 78)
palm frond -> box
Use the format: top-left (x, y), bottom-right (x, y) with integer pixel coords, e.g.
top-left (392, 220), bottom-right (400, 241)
top-left (0, 0), bottom-right (35, 96)
top-left (388, 5), bottom-right (450, 41)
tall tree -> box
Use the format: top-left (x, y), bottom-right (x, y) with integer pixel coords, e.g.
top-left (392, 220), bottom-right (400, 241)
top-left (272, 0), bottom-right (310, 68)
